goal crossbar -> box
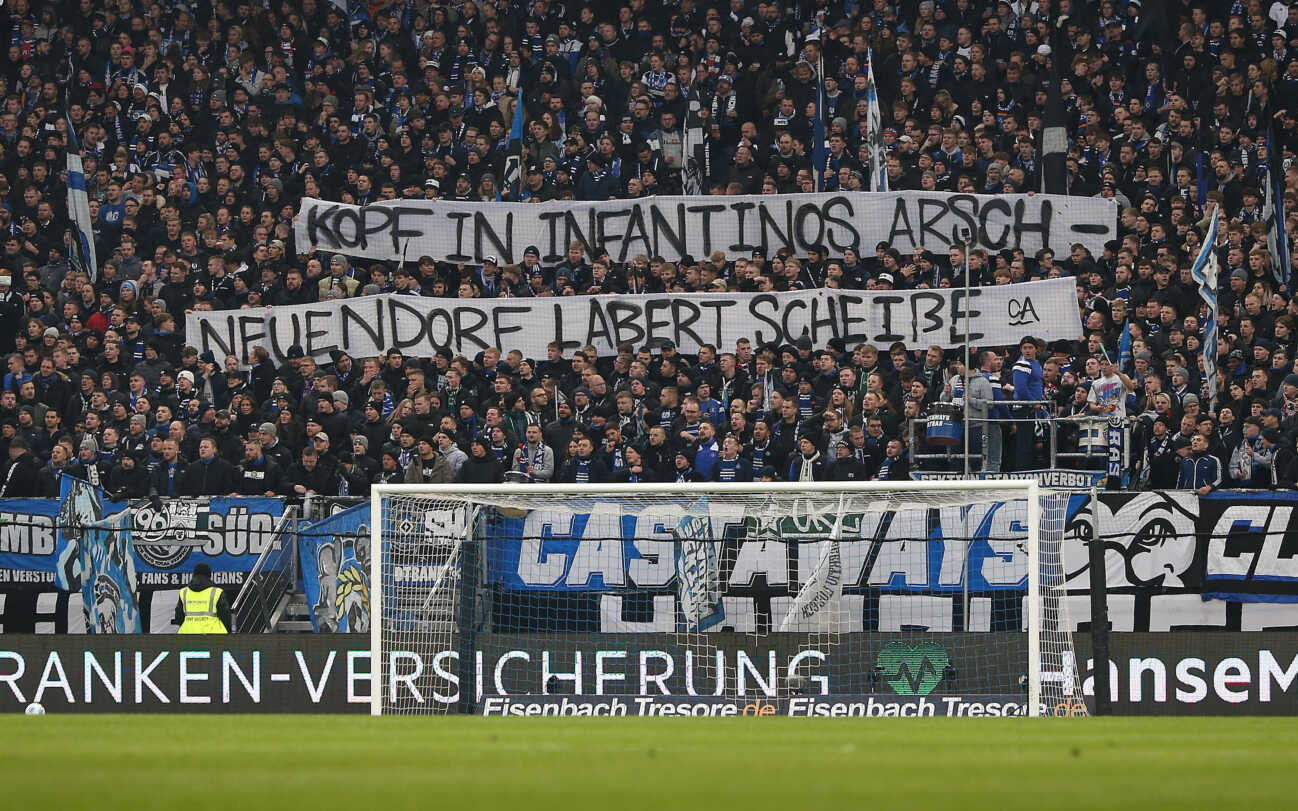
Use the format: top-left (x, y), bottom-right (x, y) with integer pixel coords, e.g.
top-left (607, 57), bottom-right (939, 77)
top-left (370, 480), bottom-right (1042, 496)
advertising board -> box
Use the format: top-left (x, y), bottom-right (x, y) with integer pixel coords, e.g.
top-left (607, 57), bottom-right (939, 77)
top-left (1, 633), bottom-right (1292, 715)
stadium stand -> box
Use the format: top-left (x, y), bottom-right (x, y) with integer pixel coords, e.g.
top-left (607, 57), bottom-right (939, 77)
top-left (1, 0), bottom-right (1298, 496)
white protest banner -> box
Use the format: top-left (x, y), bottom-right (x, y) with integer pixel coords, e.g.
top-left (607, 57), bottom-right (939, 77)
top-left (185, 278), bottom-right (1082, 364)
top-left (293, 191), bottom-right (1116, 265)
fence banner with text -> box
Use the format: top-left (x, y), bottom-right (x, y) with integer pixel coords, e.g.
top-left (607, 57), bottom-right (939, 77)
top-left (0, 479), bottom-right (284, 634)
top-left (7, 490), bottom-right (1298, 634)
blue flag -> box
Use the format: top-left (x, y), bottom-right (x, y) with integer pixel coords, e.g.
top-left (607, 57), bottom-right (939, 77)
top-left (83, 511), bottom-right (142, 634)
top-left (1190, 207), bottom-right (1220, 409)
top-left (1266, 126), bottom-right (1291, 293)
top-left (1117, 319), bottom-right (1132, 374)
top-left (500, 89), bottom-right (525, 200)
top-left (1274, 177), bottom-right (1291, 294)
top-left (65, 119), bottom-right (99, 281)
top-left (56, 489), bottom-right (142, 635)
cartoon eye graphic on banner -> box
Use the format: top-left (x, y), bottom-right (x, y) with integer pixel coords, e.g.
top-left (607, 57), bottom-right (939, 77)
top-left (1063, 492), bottom-right (1196, 588)
top-left (1062, 502), bottom-right (1095, 585)
top-left (1125, 494), bottom-right (1197, 587)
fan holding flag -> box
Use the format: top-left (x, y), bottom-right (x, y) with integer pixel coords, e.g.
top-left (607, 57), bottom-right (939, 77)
top-left (1092, 347), bottom-right (1136, 490)
top-left (1089, 348), bottom-right (1135, 420)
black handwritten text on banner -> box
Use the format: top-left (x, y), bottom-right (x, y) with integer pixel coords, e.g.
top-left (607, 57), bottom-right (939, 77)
top-left (185, 279), bottom-right (1082, 363)
top-left (294, 192), bottom-right (1116, 264)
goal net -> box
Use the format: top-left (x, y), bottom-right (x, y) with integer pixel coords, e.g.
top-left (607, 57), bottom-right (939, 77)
top-left (370, 482), bottom-right (1084, 717)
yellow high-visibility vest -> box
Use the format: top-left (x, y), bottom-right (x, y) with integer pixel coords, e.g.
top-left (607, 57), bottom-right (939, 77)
top-left (178, 586), bottom-right (227, 634)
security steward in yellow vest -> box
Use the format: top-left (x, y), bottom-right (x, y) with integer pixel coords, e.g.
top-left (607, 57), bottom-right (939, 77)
top-left (174, 563), bottom-right (232, 633)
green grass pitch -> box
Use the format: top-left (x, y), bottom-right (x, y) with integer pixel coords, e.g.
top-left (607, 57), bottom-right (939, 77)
top-left (0, 716), bottom-right (1290, 810)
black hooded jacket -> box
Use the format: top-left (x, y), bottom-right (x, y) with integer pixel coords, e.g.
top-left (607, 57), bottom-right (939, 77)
top-left (105, 455), bottom-right (152, 499)
top-left (457, 449), bottom-right (504, 484)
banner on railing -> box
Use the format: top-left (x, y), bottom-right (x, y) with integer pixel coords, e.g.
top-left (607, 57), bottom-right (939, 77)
top-left (6, 489), bottom-right (1298, 633)
top-left (0, 478), bottom-right (284, 633)
top-left (298, 503), bottom-right (371, 633)
top-left (185, 277), bottom-right (1084, 365)
top-left (481, 491), bottom-right (1298, 633)
top-left (913, 469), bottom-right (1108, 489)
top-left (294, 191), bottom-right (1116, 265)
top-left (0, 497), bottom-right (59, 588)
top-left (72, 511), bottom-right (142, 634)
top-left (52, 477), bottom-right (285, 587)
top-left (486, 499), bottom-right (1037, 595)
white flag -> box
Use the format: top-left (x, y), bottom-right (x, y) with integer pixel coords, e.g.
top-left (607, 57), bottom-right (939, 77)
top-left (865, 49), bottom-right (888, 192)
top-left (779, 496), bottom-right (847, 632)
top-left (682, 99), bottom-right (705, 195)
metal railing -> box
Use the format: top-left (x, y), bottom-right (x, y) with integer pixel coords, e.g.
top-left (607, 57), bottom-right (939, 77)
top-left (302, 495), bottom-right (367, 520)
top-left (231, 504), bottom-right (301, 633)
top-left (908, 413), bottom-right (1133, 472)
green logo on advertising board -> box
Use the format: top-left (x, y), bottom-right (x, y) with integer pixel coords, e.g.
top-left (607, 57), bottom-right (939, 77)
top-left (876, 642), bottom-right (949, 696)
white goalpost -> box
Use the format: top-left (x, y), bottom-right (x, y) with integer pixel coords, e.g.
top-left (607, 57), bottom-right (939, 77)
top-left (369, 481), bottom-right (1084, 717)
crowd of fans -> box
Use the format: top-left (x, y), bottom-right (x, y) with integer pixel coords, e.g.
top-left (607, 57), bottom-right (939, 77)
top-left (2, 0), bottom-right (1298, 499)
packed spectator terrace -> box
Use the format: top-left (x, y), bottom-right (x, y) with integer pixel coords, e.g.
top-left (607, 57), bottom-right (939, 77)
top-left (2, 0), bottom-right (1298, 496)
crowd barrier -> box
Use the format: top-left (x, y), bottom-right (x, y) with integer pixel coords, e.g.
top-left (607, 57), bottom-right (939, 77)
top-left (908, 413), bottom-right (1133, 477)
